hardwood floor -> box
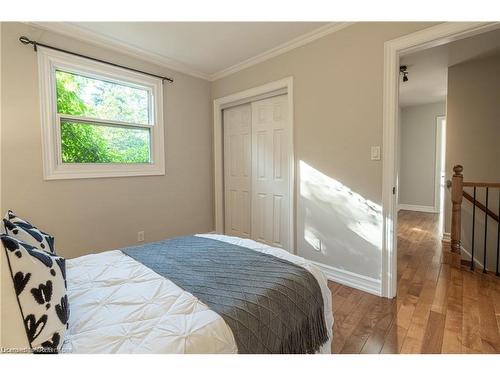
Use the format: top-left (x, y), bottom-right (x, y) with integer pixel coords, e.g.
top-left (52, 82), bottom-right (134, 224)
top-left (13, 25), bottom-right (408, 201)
top-left (328, 210), bottom-right (500, 353)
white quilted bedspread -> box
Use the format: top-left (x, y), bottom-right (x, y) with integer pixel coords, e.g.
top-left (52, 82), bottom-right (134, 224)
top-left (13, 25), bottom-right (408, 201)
top-left (62, 234), bottom-right (333, 354)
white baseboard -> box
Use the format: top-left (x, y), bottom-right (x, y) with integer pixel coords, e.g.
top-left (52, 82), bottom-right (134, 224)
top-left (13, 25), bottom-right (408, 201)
top-left (311, 261), bottom-right (382, 296)
top-left (442, 232), bottom-right (485, 269)
top-left (398, 204), bottom-right (438, 213)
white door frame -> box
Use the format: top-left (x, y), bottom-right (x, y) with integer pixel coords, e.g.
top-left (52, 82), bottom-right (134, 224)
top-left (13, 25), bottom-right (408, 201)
top-left (213, 77), bottom-right (295, 252)
top-left (382, 22), bottom-right (500, 298)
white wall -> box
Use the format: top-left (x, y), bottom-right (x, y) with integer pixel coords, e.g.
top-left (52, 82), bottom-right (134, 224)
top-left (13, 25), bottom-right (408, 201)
top-left (212, 22), bottom-right (436, 286)
top-left (1, 22), bottom-right (216, 346)
top-left (1, 22), bottom-right (214, 259)
top-left (445, 52), bottom-right (500, 271)
top-left (399, 102), bottom-right (446, 211)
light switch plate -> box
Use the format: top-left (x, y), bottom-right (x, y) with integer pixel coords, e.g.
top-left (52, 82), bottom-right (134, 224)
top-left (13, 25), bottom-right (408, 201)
top-left (371, 146), bottom-right (381, 161)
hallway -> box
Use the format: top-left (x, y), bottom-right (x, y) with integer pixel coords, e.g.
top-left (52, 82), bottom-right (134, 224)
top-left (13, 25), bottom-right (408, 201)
top-left (329, 210), bottom-right (500, 353)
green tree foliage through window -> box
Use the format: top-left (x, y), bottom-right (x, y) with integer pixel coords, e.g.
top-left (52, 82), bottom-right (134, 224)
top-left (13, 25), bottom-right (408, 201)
top-left (56, 70), bottom-right (151, 164)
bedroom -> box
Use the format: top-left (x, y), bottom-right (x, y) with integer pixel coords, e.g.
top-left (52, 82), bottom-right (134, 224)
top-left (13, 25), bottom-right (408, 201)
top-left (1, 0), bottom-right (499, 372)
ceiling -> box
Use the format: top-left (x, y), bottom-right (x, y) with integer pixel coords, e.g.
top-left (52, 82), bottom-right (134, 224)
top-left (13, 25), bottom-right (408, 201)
top-left (399, 27), bottom-right (500, 107)
top-left (35, 22), bottom-right (350, 80)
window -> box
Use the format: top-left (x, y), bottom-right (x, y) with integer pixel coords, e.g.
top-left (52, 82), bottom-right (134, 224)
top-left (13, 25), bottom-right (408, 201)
top-left (38, 47), bottom-right (165, 179)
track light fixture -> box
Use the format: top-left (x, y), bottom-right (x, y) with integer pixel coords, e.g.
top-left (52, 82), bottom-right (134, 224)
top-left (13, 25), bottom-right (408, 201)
top-left (400, 65), bottom-right (409, 82)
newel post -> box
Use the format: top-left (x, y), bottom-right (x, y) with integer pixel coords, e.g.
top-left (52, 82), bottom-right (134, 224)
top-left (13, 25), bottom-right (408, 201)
top-left (451, 165), bottom-right (464, 254)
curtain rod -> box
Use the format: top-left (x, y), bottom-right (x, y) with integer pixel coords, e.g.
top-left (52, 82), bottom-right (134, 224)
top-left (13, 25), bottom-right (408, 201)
top-left (19, 36), bottom-right (174, 84)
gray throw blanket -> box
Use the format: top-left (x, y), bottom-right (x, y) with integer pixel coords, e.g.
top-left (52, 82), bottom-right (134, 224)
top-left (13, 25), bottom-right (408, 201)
top-left (122, 236), bottom-right (328, 354)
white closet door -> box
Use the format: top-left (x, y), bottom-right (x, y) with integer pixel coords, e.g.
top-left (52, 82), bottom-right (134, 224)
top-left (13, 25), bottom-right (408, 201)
top-left (223, 104), bottom-right (252, 238)
top-left (251, 95), bottom-right (290, 250)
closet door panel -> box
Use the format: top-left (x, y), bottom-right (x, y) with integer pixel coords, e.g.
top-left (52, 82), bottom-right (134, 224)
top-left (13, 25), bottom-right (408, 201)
top-left (251, 95), bottom-right (290, 250)
top-left (223, 104), bottom-right (252, 238)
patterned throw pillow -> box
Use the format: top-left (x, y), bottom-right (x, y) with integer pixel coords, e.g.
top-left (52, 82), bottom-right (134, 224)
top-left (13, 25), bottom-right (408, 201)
top-left (1, 234), bottom-right (69, 353)
top-left (3, 210), bottom-right (56, 254)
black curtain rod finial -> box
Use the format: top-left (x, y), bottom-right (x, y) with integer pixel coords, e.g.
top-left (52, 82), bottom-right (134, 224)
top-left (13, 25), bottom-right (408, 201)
top-left (18, 35), bottom-right (173, 83)
top-left (19, 36), bottom-right (36, 51)
top-left (19, 36), bottom-right (31, 45)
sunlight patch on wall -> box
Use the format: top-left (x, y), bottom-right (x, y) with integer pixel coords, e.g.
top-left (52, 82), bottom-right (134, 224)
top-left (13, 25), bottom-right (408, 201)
top-left (304, 225), bottom-right (326, 255)
top-left (299, 160), bottom-right (383, 252)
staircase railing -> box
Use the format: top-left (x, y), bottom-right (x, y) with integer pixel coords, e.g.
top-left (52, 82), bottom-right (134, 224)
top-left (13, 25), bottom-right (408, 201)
top-left (449, 165), bottom-right (500, 275)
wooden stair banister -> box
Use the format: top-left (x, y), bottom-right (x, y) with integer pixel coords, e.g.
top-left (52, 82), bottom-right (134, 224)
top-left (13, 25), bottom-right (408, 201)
top-left (462, 190), bottom-right (499, 223)
top-left (449, 164), bottom-right (500, 275)
top-left (451, 165), bottom-right (464, 254)
top-left (463, 182), bottom-right (500, 188)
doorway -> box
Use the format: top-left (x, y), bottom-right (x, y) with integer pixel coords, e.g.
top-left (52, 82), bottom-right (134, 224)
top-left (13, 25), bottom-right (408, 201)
top-left (382, 22), bottom-right (500, 298)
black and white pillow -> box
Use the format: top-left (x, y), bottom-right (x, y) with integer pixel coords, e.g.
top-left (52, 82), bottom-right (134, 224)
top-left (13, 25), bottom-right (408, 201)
top-left (1, 234), bottom-right (69, 353)
top-left (3, 210), bottom-right (56, 254)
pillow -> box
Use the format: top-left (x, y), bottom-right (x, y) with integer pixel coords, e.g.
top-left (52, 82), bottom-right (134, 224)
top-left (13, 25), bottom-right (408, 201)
top-left (3, 210), bottom-right (56, 254)
top-left (1, 234), bottom-right (69, 353)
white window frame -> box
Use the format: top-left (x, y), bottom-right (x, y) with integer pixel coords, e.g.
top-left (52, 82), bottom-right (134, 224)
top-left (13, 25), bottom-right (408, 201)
top-left (38, 47), bottom-right (165, 180)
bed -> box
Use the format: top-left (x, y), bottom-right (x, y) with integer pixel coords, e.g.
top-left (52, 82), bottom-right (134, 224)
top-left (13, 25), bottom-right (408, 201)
top-left (62, 234), bottom-right (333, 354)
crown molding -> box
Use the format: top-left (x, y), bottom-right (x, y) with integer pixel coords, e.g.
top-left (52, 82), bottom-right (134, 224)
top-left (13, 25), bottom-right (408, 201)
top-left (27, 22), bottom-right (212, 81)
top-left (209, 22), bottom-right (354, 81)
top-left (26, 22), bottom-right (355, 82)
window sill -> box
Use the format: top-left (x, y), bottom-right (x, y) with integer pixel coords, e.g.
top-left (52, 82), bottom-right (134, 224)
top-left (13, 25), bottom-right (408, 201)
top-left (43, 164), bottom-right (166, 180)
